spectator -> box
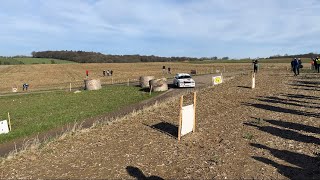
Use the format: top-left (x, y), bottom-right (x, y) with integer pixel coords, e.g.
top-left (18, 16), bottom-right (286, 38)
top-left (168, 67), bottom-right (171, 74)
top-left (22, 83), bottom-right (29, 91)
top-left (162, 66), bottom-right (166, 74)
top-left (316, 57), bottom-right (320, 73)
top-left (297, 58), bottom-right (302, 75)
top-left (293, 58), bottom-right (299, 76)
top-left (106, 70), bottom-right (110, 76)
top-left (110, 70), bottom-right (113, 76)
top-left (253, 59), bottom-right (259, 73)
top-left (311, 58), bottom-right (315, 70)
top-left (103, 70), bottom-right (106, 76)
top-left (291, 58), bottom-right (295, 72)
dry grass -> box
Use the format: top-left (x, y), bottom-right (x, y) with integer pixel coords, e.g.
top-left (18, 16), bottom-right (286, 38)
top-left (0, 62), bottom-right (292, 93)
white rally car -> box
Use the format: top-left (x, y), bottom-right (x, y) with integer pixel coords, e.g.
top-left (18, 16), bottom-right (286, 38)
top-left (173, 73), bottom-right (196, 88)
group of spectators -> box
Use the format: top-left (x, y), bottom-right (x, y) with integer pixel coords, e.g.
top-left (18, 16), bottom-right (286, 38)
top-left (103, 70), bottom-right (113, 76)
top-left (291, 58), bottom-right (303, 76)
top-left (162, 66), bottom-right (171, 74)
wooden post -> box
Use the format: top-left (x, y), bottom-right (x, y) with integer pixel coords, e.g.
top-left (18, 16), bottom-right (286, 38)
top-left (149, 85), bottom-right (152, 96)
top-left (193, 92), bottom-right (197, 132)
top-left (252, 72), bottom-right (256, 89)
top-left (178, 95), bottom-right (184, 141)
top-left (224, 66), bottom-right (226, 72)
top-left (8, 112), bottom-right (11, 131)
top-left (69, 83), bottom-right (72, 92)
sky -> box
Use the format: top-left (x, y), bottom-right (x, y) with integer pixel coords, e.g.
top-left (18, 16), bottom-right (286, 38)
top-left (1, 0), bottom-right (320, 58)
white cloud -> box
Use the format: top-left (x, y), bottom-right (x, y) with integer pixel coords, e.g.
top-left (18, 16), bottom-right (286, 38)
top-left (1, 0), bottom-right (320, 57)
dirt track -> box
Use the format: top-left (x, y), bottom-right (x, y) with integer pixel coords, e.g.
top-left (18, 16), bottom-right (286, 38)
top-left (0, 68), bottom-right (319, 179)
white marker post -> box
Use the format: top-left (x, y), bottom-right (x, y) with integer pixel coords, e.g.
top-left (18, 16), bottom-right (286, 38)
top-left (252, 72), bottom-right (256, 89)
top-left (178, 92), bottom-right (197, 141)
top-left (0, 112), bottom-right (11, 134)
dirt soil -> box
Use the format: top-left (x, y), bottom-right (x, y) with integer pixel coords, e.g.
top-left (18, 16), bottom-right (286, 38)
top-left (0, 68), bottom-right (319, 179)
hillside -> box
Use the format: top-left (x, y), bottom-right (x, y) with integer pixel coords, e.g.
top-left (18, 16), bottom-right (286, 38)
top-left (0, 57), bottom-right (75, 65)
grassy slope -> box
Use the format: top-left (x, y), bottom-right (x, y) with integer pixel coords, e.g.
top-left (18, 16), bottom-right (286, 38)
top-left (0, 58), bottom-right (75, 65)
top-left (15, 58), bottom-right (76, 64)
top-left (0, 86), bottom-right (159, 143)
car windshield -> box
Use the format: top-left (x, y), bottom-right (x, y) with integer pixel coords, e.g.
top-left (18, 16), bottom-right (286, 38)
top-left (178, 75), bottom-right (191, 79)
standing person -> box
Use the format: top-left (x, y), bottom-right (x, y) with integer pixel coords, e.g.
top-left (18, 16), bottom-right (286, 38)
top-left (293, 58), bottom-right (299, 76)
top-left (253, 59), bottom-right (259, 73)
top-left (168, 67), bottom-right (171, 74)
top-left (311, 58), bottom-right (315, 70)
top-left (291, 58), bottom-right (295, 73)
top-left (297, 58), bottom-right (302, 75)
top-left (162, 66), bottom-right (166, 74)
top-left (110, 70), bottom-right (113, 76)
top-left (103, 70), bottom-right (106, 76)
top-left (316, 57), bottom-right (320, 73)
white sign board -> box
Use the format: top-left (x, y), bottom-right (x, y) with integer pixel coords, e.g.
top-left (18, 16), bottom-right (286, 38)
top-left (0, 120), bottom-right (9, 134)
top-left (212, 75), bottom-right (223, 85)
top-left (181, 104), bottom-right (195, 136)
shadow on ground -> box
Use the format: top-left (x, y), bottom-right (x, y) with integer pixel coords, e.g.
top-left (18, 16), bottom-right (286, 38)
top-left (251, 143), bottom-right (320, 179)
top-left (243, 102), bottom-right (320, 118)
top-left (126, 166), bottom-right (164, 180)
top-left (237, 85), bottom-right (251, 89)
top-left (145, 121), bottom-right (178, 139)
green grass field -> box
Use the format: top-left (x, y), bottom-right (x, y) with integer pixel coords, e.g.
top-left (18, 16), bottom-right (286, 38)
top-left (0, 86), bottom-right (159, 144)
top-left (0, 57), bottom-right (75, 65)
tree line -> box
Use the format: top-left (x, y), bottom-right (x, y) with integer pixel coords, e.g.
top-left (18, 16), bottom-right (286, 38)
top-left (268, 52), bottom-right (320, 59)
top-left (31, 50), bottom-right (201, 63)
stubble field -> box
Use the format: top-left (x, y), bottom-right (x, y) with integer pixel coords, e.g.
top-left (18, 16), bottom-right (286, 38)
top-left (0, 62), bottom-right (290, 93)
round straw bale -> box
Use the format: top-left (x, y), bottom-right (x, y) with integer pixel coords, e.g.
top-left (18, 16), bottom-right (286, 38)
top-left (84, 79), bottom-right (102, 90)
top-left (149, 78), bottom-right (168, 92)
top-left (139, 76), bottom-right (155, 88)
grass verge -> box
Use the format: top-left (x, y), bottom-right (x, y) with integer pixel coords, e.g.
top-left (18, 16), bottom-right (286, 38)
top-left (0, 85), bottom-right (160, 144)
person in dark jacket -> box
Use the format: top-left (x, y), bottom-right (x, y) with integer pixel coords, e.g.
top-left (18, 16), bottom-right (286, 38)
top-left (253, 60), bottom-right (259, 73)
top-left (291, 58), bottom-right (295, 72)
top-left (293, 58), bottom-right (299, 76)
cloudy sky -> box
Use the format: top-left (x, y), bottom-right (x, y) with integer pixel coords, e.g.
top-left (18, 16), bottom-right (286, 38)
top-left (1, 0), bottom-right (320, 58)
